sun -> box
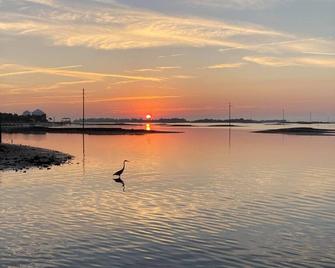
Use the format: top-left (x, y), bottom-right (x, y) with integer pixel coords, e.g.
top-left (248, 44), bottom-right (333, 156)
top-left (146, 114), bottom-right (152, 120)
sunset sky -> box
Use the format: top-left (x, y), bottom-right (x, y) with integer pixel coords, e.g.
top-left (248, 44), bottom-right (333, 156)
top-left (1, 0), bottom-right (335, 120)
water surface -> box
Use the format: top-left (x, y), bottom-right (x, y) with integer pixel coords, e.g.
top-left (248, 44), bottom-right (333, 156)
top-left (1, 125), bottom-right (335, 267)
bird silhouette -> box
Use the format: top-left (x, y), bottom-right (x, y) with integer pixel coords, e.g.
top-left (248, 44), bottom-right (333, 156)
top-left (113, 160), bottom-right (129, 177)
top-left (113, 160), bottom-right (129, 192)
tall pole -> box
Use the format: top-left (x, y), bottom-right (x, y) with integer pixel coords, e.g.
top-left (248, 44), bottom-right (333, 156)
top-left (282, 109), bottom-right (285, 122)
top-left (228, 102), bottom-right (231, 126)
top-left (0, 113), bottom-right (2, 144)
top-left (82, 88), bottom-right (86, 175)
top-left (82, 88), bottom-right (85, 131)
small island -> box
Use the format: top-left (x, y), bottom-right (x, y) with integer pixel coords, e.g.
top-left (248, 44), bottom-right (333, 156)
top-left (0, 144), bottom-right (72, 172)
top-left (254, 127), bottom-right (335, 136)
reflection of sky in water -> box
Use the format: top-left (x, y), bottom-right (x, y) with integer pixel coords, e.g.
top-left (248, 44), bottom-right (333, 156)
top-left (1, 125), bottom-right (335, 267)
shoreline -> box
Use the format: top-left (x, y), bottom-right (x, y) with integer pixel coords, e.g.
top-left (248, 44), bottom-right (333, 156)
top-left (0, 144), bottom-right (72, 172)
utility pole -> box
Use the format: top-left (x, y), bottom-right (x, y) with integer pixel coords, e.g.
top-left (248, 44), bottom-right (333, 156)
top-left (82, 88), bottom-right (85, 132)
top-left (0, 113), bottom-right (2, 144)
top-left (228, 102), bottom-right (232, 126)
top-left (282, 109), bottom-right (285, 122)
top-left (82, 88), bottom-right (86, 168)
top-left (309, 112), bottom-right (312, 123)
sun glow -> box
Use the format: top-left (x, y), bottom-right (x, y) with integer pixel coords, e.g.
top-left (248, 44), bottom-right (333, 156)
top-left (146, 114), bottom-right (152, 120)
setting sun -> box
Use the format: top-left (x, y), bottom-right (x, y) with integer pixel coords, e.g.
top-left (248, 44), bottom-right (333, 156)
top-left (146, 114), bottom-right (152, 120)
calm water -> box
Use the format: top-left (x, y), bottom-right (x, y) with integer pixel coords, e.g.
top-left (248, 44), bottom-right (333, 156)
top-left (1, 125), bottom-right (335, 267)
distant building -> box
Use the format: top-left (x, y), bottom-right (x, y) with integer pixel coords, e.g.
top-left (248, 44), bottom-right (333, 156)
top-left (32, 109), bottom-right (46, 117)
top-left (32, 109), bottom-right (47, 122)
top-left (22, 110), bottom-right (32, 116)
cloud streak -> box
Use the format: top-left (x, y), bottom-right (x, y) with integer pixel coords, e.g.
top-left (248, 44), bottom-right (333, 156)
top-left (1, 0), bottom-right (333, 60)
top-left (0, 0), bottom-right (290, 51)
top-left (85, 95), bottom-right (181, 103)
top-left (133, 66), bottom-right (181, 72)
top-left (183, 0), bottom-right (286, 10)
top-left (2, 95), bottom-right (181, 106)
top-left (218, 38), bottom-right (335, 56)
top-left (243, 56), bottom-right (335, 67)
top-left (0, 63), bottom-right (163, 81)
top-left (206, 63), bottom-right (245, 69)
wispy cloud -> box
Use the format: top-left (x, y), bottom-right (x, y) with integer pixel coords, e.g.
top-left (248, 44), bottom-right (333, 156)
top-left (303, 51), bottom-right (335, 56)
top-left (0, 63), bottom-right (163, 81)
top-left (0, 0), bottom-right (290, 51)
top-left (158, 54), bottom-right (184, 58)
top-left (3, 0), bottom-right (333, 59)
top-left (23, 0), bottom-right (57, 7)
top-left (86, 95), bottom-right (181, 103)
top-left (183, 0), bottom-right (286, 10)
top-left (107, 80), bottom-right (140, 87)
top-left (33, 80), bottom-right (98, 91)
top-left (2, 95), bottom-right (181, 106)
top-left (173, 75), bottom-right (195, 79)
top-left (206, 63), bottom-right (245, 69)
top-left (133, 68), bottom-right (162, 73)
top-left (219, 38), bottom-right (335, 56)
top-left (0, 64), bottom-right (83, 78)
top-left (243, 56), bottom-right (335, 67)
top-left (133, 66), bottom-right (181, 72)
top-left (158, 66), bottom-right (181, 70)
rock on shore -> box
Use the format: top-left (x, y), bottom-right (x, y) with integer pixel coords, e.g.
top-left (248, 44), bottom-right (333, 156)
top-left (0, 144), bottom-right (72, 172)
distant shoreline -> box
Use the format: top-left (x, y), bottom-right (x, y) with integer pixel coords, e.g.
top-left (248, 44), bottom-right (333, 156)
top-left (2, 126), bottom-right (181, 135)
top-left (0, 144), bottom-right (72, 172)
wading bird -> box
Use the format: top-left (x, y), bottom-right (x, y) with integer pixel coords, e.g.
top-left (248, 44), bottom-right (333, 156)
top-left (113, 160), bottom-right (129, 192)
top-left (113, 160), bottom-right (129, 177)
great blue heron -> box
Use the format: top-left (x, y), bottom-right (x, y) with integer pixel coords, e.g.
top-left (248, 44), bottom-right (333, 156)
top-left (113, 160), bottom-right (129, 177)
top-left (113, 160), bottom-right (129, 192)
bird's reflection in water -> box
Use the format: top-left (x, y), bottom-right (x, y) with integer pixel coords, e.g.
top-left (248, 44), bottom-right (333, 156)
top-left (114, 177), bottom-right (126, 192)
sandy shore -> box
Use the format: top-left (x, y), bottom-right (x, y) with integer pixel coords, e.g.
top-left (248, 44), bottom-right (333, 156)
top-left (0, 144), bottom-right (72, 172)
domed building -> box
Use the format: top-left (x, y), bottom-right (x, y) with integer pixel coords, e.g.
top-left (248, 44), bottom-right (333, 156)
top-left (22, 110), bottom-right (32, 116)
top-left (32, 109), bottom-right (46, 117)
top-left (32, 109), bottom-right (47, 122)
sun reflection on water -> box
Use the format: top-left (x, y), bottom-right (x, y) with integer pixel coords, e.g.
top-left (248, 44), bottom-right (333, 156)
top-left (145, 123), bottom-right (151, 131)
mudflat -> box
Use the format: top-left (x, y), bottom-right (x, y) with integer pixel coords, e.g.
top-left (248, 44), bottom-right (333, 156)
top-left (0, 144), bottom-right (72, 172)
top-left (254, 127), bottom-right (335, 136)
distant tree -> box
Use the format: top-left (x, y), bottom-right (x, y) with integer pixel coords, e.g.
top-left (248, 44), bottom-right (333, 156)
top-left (0, 112), bottom-right (47, 124)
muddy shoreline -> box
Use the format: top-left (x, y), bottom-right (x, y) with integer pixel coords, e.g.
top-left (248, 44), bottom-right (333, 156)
top-left (254, 127), bottom-right (335, 136)
top-left (0, 144), bottom-right (72, 172)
